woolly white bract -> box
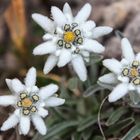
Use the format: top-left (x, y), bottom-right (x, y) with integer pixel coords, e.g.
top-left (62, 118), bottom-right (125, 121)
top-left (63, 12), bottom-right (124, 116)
top-left (0, 67), bottom-right (65, 135)
top-left (99, 38), bottom-right (140, 102)
top-left (32, 3), bottom-right (112, 81)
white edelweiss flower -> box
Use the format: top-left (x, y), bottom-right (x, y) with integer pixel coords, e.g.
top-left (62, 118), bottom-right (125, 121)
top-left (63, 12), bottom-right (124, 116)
top-left (0, 67), bottom-right (65, 135)
top-left (98, 38), bottom-right (140, 102)
top-left (32, 3), bottom-right (113, 81)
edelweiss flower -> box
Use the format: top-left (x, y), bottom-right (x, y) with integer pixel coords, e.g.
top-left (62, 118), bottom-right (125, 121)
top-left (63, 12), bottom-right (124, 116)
top-left (98, 38), bottom-right (140, 102)
top-left (0, 67), bottom-right (65, 135)
top-left (32, 3), bottom-right (112, 81)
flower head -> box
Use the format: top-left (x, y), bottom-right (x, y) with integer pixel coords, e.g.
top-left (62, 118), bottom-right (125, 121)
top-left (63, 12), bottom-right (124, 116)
top-left (0, 67), bottom-right (65, 135)
top-left (32, 3), bottom-right (113, 81)
top-left (98, 38), bottom-right (140, 102)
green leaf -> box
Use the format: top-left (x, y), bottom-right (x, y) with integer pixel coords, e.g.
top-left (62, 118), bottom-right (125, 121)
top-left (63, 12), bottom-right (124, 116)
top-left (129, 91), bottom-right (140, 107)
top-left (77, 110), bottom-right (112, 132)
top-left (83, 84), bottom-right (104, 97)
top-left (105, 117), bottom-right (135, 135)
top-left (86, 53), bottom-right (103, 66)
top-left (77, 99), bottom-right (86, 115)
top-left (106, 107), bottom-right (128, 126)
top-left (77, 115), bottom-right (97, 132)
top-left (121, 123), bottom-right (140, 140)
top-left (81, 129), bottom-right (94, 140)
top-left (93, 136), bottom-right (103, 140)
top-left (40, 121), bottom-right (78, 140)
top-left (97, 81), bottom-right (114, 90)
top-left (71, 133), bottom-right (82, 140)
top-left (68, 77), bottom-right (79, 90)
top-left (89, 63), bottom-right (98, 83)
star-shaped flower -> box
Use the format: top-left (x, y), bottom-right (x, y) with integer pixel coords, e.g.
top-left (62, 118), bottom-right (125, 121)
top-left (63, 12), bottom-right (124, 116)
top-left (32, 3), bottom-right (112, 81)
top-left (98, 38), bottom-right (140, 102)
top-left (0, 67), bottom-right (65, 135)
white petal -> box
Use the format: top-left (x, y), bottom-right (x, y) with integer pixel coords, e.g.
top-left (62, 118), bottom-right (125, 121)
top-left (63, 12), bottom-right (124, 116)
top-left (1, 112), bottom-right (19, 131)
top-left (71, 55), bottom-right (87, 81)
top-left (98, 73), bottom-right (118, 84)
top-left (92, 26), bottom-right (113, 39)
top-left (57, 49), bottom-right (72, 67)
top-left (128, 83), bottom-right (135, 91)
top-left (56, 27), bottom-right (64, 35)
top-left (121, 38), bottom-right (135, 62)
top-left (120, 58), bottom-right (130, 66)
top-left (43, 55), bottom-right (58, 74)
top-left (75, 3), bottom-right (92, 23)
top-left (81, 20), bottom-right (96, 31)
top-left (5, 79), bottom-right (14, 93)
top-left (137, 87), bottom-right (140, 93)
top-left (38, 108), bottom-right (48, 118)
top-left (46, 97), bottom-right (65, 107)
top-left (55, 50), bottom-right (61, 57)
top-left (32, 13), bottom-right (54, 33)
top-left (39, 84), bottom-right (59, 99)
top-left (63, 3), bottom-right (73, 22)
top-left (63, 3), bottom-right (72, 16)
top-left (31, 86), bottom-right (39, 93)
top-left (25, 67), bottom-right (36, 87)
top-left (103, 59), bottom-right (122, 74)
top-left (51, 6), bottom-right (67, 26)
top-left (33, 42), bottom-right (56, 55)
top-left (12, 79), bottom-right (24, 94)
top-left (136, 53), bottom-right (140, 61)
top-left (43, 33), bottom-right (53, 41)
top-left (108, 83), bottom-right (128, 102)
top-left (20, 116), bottom-right (30, 135)
top-left (0, 96), bottom-right (16, 106)
top-left (81, 39), bottom-right (105, 53)
top-left (80, 20), bottom-right (96, 38)
top-left (32, 115), bottom-right (47, 135)
top-left (118, 75), bottom-right (129, 83)
top-left (81, 51), bottom-right (90, 63)
top-left (14, 109), bottom-right (20, 116)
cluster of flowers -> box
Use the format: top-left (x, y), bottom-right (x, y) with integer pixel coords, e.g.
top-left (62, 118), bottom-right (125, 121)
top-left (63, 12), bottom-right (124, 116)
top-left (99, 38), bottom-right (140, 102)
top-left (0, 2), bottom-right (137, 136)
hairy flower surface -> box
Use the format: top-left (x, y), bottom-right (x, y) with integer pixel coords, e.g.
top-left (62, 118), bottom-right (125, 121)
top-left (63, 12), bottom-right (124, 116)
top-left (32, 3), bottom-right (112, 81)
top-left (99, 38), bottom-right (140, 102)
top-left (0, 67), bottom-right (65, 135)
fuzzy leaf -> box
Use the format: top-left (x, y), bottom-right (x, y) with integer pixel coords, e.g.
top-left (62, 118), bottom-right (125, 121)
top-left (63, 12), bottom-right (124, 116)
top-left (121, 123), bottom-right (140, 140)
top-left (83, 84), bottom-right (104, 97)
top-left (106, 107), bottom-right (128, 126)
top-left (105, 117), bottom-right (135, 135)
top-left (68, 77), bottom-right (79, 90)
top-left (77, 115), bottom-right (97, 132)
top-left (41, 121), bottom-right (78, 140)
top-left (77, 110), bottom-right (112, 132)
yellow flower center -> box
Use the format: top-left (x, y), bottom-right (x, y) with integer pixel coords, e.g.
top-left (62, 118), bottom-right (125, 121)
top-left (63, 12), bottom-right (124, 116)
top-left (64, 31), bottom-right (76, 43)
top-left (130, 68), bottom-right (138, 77)
top-left (21, 98), bottom-right (33, 108)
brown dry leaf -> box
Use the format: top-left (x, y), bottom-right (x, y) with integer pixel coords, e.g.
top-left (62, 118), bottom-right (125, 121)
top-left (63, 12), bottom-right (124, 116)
top-left (4, 0), bottom-right (27, 54)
